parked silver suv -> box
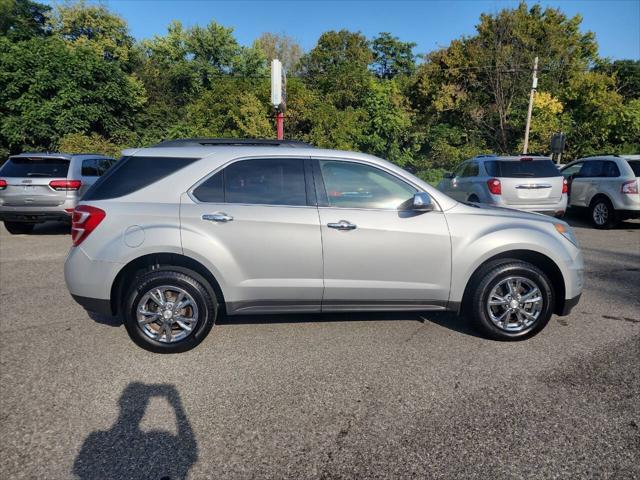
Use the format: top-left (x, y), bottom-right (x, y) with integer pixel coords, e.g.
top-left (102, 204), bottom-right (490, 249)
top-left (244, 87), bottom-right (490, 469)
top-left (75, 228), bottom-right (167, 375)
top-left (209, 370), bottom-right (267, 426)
top-left (0, 152), bottom-right (116, 234)
top-left (437, 155), bottom-right (567, 217)
top-left (64, 139), bottom-right (583, 353)
top-left (560, 155), bottom-right (640, 229)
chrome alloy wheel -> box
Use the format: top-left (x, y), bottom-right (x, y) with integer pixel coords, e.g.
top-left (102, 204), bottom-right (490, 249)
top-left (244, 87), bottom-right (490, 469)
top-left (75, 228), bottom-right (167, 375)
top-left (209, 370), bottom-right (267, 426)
top-left (486, 276), bottom-right (543, 332)
top-left (136, 286), bottom-right (199, 343)
top-left (592, 202), bottom-right (608, 226)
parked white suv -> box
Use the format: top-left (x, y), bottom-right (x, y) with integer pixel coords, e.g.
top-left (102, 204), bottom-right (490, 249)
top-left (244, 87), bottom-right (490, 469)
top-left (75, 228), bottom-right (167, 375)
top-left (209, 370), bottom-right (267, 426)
top-left (560, 155), bottom-right (640, 228)
top-left (437, 155), bottom-right (567, 217)
top-left (64, 139), bottom-right (583, 353)
top-left (0, 152), bottom-right (116, 234)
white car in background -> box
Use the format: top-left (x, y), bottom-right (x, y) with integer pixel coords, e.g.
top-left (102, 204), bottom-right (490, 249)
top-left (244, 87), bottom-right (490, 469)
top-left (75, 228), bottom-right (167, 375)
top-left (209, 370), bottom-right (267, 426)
top-left (437, 155), bottom-right (567, 217)
top-left (560, 155), bottom-right (640, 228)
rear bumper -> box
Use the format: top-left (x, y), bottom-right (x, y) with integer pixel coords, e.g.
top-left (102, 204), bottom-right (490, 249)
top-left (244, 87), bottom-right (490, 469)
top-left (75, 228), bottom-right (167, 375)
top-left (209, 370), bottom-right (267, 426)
top-left (71, 294), bottom-right (113, 316)
top-left (559, 293), bottom-right (582, 316)
top-left (0, 208), bottom-right (72, 223)
top-left (489, 196), bottom-right (568, 216)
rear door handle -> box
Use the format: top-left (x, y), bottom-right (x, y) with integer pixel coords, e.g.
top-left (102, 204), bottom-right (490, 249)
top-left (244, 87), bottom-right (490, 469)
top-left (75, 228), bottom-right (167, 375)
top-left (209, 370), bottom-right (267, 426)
top-left (202, 212), bottom-right (233, 222)
top-left (327, 220), bottom-right (357, 230)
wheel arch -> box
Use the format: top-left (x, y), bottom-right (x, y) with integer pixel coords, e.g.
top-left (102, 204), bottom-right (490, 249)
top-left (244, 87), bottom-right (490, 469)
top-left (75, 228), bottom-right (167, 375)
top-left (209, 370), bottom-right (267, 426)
top-left (109, 252), bottom-right (225, 316)
top-left (588, 192), bottom-right (613, 209)
top-left (459, 249), bottom-right (566, 316)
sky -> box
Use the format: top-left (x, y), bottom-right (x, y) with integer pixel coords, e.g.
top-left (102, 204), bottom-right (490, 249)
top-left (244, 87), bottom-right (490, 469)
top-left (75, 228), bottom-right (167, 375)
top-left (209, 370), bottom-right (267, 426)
top-left (44, 0), bottom-right (640, 60)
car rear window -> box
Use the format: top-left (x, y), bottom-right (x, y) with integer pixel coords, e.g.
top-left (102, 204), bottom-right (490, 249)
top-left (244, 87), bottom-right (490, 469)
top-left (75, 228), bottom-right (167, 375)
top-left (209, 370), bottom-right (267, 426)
top-left (485, 159), bottom-right (561, 177)
top-left (0, 157), bottom-right (69, 178)
top-left (627, 160), bottom-right (640, 177)
top-left (82, 156), bottom-right (199, 201)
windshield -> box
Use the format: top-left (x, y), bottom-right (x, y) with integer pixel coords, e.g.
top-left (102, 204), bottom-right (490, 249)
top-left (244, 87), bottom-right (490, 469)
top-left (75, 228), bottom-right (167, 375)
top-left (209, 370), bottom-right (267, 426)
top-left (627, 160), bottom-right (640, 177)
top-left (0, 157), bottom-right (70, 178)
top-left (485, 159), bottom-right (561, 178)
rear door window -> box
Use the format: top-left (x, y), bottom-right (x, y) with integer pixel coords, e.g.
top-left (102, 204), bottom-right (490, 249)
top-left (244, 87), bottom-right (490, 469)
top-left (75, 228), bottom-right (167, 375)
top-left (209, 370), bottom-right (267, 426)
top-left (485, 159), bottom-right (561, 178)
top-left (83, 156), bottom-right (199, 201)
top-left (81, 159), bottom-right (100, 177)
top-left (602, 161), bottom-right (620, 178)
top-left (0, 157), bottom-right (69, 178)
top-left (193, 158), bottom-right (308, 206)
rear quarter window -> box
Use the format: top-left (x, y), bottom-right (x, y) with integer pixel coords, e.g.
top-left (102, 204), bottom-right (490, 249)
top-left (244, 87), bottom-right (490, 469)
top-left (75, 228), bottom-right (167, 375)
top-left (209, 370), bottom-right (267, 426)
top-left (0, 157), bottom-right (70, 178)
top-left (627, 160), bottom-right (640, 177)
top-left (485, 160), bottom-right (561, 177)
top-left (82, 156), bottom-right (199, 201)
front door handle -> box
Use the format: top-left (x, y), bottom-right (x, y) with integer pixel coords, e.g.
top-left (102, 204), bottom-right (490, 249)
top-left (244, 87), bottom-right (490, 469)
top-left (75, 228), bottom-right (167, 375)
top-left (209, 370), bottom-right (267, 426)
top-left (327, 220), bottom-right (357, 231)
top-left (202, 212), bottom-right (233, 222)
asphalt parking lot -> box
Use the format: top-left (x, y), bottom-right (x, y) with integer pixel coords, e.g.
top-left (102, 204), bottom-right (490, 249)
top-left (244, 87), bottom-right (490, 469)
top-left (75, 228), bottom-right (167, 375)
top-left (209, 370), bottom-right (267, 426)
top-left (1, 214), bottom-right (639, 479)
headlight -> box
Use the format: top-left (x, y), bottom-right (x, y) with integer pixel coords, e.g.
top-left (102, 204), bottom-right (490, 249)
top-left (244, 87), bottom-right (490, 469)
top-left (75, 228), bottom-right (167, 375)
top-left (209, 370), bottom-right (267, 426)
top-left (554, 223), bottom-right (578, 246)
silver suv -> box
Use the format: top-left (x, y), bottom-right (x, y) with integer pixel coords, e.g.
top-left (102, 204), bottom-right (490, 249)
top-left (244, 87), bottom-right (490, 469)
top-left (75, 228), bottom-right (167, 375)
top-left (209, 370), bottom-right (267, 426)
top-left (560, 155), bottom-right (640, 229)
top-left (63, 139), bottom-right (583, 353)
top-left (437, 155), bottom-right (567, 217)
top-left (0, 152), bottom-right (116, 234)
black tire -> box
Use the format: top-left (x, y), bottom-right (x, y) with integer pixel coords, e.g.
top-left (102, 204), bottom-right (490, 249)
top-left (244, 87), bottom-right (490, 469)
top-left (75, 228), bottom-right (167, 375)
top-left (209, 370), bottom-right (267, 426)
top-left (124, 269), bottom-right (217, 353)
top-left (468, 194), bottom-right (480, 203)
top-left (467, 259), bottom-right (554, 341)
top-left (4, 221), bottom-right (35, 234)
top-left (589, 197), bottom-right (617, 229)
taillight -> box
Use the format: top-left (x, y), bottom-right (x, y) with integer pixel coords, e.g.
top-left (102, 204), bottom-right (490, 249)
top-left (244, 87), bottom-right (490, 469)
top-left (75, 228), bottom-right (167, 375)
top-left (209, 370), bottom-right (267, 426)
top-left (487, 178), bottom-right (501, 195)
top-left (71, 205), bottom-right (105, 246)
top-left (562, 178), bottom-right (568, 194)
top-left (621, 180), bottom-right (638, 194)
top-left (49, 179), bottom-right (82, 191)
top-left (0, 179), bottom-right (7, 190)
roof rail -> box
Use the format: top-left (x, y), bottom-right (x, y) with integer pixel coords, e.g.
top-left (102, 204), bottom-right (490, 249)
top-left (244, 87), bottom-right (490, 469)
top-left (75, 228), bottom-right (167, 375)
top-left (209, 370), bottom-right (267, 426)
top-left (474, 153), bottom-right (497, 158)
top-left (153, 138), bottom-right (314, 148)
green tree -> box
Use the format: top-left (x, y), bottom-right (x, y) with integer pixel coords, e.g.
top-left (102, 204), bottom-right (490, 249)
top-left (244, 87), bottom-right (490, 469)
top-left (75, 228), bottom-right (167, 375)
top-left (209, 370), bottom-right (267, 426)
top-left (254, 32), bottom-right (302, 72)
top-left (57, 132), bottom-right (123, 157)
top-left (47, 0), bottom-right (134, 65)
top-left (300, 30), bottom-right (373, 108)
top-left (0, 0), bottom-right (50, 40)
top-left (0, 36), bottom-right (145, 152)
top-left (371, 32), bottom-right (416, 79)
top-left (412, 2), bottom-right (598, 154)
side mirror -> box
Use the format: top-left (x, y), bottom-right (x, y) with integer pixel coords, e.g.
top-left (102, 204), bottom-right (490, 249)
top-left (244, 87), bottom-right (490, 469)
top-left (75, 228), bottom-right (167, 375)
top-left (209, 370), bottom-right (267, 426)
top-left (443, 172), bottom-right (455, 179)
top-left (412, 192), bottom-right (435, 212)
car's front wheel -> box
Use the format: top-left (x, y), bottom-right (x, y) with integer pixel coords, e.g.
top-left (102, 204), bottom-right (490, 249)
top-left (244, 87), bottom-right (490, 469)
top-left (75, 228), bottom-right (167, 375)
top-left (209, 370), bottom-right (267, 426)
top-left (4, 221), bottom-right (35, 234)
top-left (124, 269), bottom-right (218, 353)
top-left (468, 259), bottom-right (554, 340)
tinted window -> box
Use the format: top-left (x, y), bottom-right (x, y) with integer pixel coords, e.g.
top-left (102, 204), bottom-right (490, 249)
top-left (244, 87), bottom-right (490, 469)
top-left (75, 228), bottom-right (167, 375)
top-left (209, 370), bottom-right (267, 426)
top-left (626, 160), bottom-right (640, 177)
top-left (83, 156), bottom-right (198, 201)
top-left (82, 159), bottom-right (100, 176)
top-left (454, 163), bottom-right (467, 177)
top-left (485, 159), bottom-right (561, 177)
top-left (577, 161), bottom-right (603, 178)
top-left (0, 157), bottom-right (69, 178)
top-left (319, 160), bottom-right (416, 209)
top-left (192, 170), bottom-right (224, 203)
top-left (602, 161), bottom-right (620, 178)
top-left (462, 162), bottom-right (479, 177)
top-left (224, 158), bottom-right (306, 206)
top-left (561, 163), bottom-right (583, 178)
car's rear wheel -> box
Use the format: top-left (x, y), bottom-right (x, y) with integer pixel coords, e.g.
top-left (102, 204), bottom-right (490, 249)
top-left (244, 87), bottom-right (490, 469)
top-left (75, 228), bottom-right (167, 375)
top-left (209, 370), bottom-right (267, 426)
top-left (3, 221), bottom-right (35, 234)
top-left (468, 259), bottom-right (554, 340)
top-left (589, 197), bottom-right (617, 229)
top-left (124, 269), bottom-right (217, 353)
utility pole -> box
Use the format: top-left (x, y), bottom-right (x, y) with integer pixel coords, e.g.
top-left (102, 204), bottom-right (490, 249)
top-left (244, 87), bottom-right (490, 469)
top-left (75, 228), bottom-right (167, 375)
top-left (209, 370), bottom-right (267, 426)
top-left (523, 56), bottom-right (538, 154)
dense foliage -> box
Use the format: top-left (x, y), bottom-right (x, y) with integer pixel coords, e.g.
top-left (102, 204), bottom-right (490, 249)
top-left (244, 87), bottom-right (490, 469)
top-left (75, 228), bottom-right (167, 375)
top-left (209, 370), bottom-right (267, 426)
top-left (1, 0), bottom-right (638, 178)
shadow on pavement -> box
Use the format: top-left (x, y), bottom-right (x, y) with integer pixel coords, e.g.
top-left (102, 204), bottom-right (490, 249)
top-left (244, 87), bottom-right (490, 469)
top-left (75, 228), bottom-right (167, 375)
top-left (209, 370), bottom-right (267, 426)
top-left (73, 383), bottom-right (197, 480)
top-left (564, 211), bottom-right (640, 230)
top-left (218, 310), bottom-right (483, 338)
top-left (88, 311), bottom-right (123, 327)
